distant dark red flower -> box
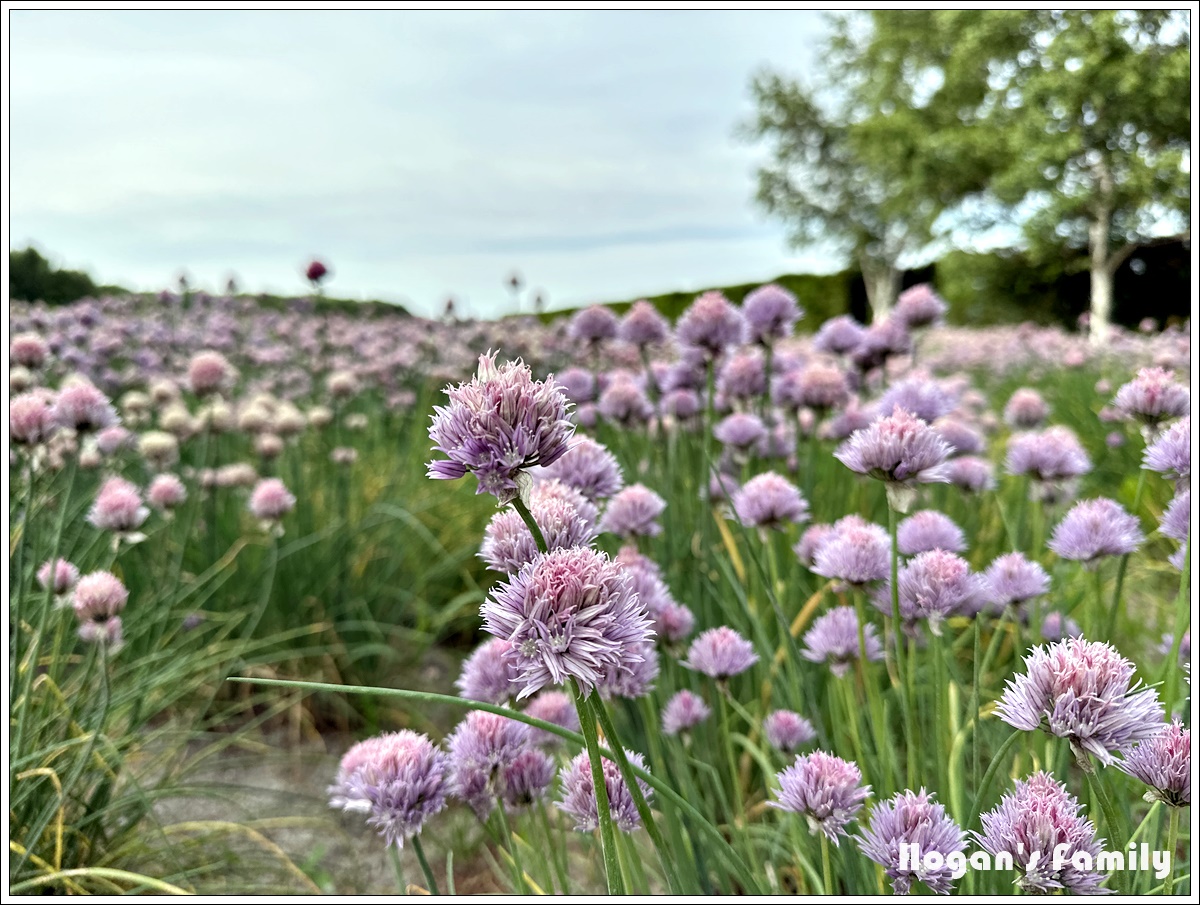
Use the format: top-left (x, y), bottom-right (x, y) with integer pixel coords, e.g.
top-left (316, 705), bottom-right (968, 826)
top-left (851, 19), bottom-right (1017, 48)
top-left (305, 259), bottom-right (329, 285)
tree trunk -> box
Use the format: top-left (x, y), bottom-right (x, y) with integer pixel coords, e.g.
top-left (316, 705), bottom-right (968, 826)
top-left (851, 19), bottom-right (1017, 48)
top-left (859, 252), bottom-right (902, 323)
top-left (1088, 160), bottom-right (1115, 346)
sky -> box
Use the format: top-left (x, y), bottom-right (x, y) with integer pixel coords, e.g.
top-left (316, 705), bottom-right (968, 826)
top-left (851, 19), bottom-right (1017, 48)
top-left (8, 9), bottom-right (846, 319)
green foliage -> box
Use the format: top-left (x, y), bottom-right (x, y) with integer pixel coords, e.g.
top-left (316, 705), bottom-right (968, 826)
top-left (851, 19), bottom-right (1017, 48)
top-left (9, 246), bottom-right (112, 304)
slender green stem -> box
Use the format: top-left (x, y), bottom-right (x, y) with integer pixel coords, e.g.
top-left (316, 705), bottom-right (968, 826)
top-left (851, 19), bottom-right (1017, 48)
top-left (1107, 469), bottom-right (1147, 637)
top-left (389, 846), bottom-right (407, 893)
top-left (10, 465), bottom-right (38, 689)
top-left (1085, 768), bottom-right (1128, 866)
top-left (493, 803), bottom-right (525, 894)
top-left (1160, 539), bottom-right (1190, 715)
top-left (411, 835), bottom-right (440, 895)
top-left (971, 616), bottom-right (981, 794)
top-left (932, 628), bottom-right (949, 795)
top-left (510, 496), bottom-right (548, 554)
top-left (966, 730), bottom-right (1022, 835)
top-left (586, 693), bottom-right (683, 895)
top-left (820, 831), bottom-right (833, 895)
top-left (537, 800), bottom-right (570, 894)
top-left (853, 594), bottom-right (894, 795)
top-left (888, 505), bottom-right (915, 787)
top-left (1163, 806), bottom-right (1181, 897)
top-left (1092, 565), bottom-right (1106, 640)
top-left (571, 680), bottom-right (624, 894)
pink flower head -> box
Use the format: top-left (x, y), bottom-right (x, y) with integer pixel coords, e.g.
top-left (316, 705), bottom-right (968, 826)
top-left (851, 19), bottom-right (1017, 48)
top-left (893, 283), bottom-right (947, 330)
top-left (770, 749), bottom-right (870, 845)
top-left (618, 300), bottom-right (670, 348)
top-left (599, 483), bottom-right (667, 538)
top-left (10, 391), bottom-right (58, 446)
top-left (87, 476), bottom-right (149, 533)
top-left (661, 689), bottom-right (712, 735)
top-left (37, 558), bottom-right (80, 595)
top-left (187, 350), bottom-right (237, 397)
top-left (742, 283), bottom-right (802, 344)
top-left (1113, 367), bottom-right (1189, 428)
top-left (147, 473), bottom-right (188, 511)
top-left (683, 626), bottom-right (759, 679)
top-left (1118, 719), bottom-right (1190, 807)
top-left (11, 332), bottom-right (49, 369)
top-left (249, 478), bottom-right (296, 523)
top-left (676, 290), bottom-right (747, 357)
top-left (1003, 388), bottom-right (1049, 429)
top-left (52, 381), bottom-right (118, 433)
top-left (72, 570), bottom-right (129, 624)
top-left (428, 352), bottom-right (574, 503)
top-left (834, 407), bottom-right (952, 511)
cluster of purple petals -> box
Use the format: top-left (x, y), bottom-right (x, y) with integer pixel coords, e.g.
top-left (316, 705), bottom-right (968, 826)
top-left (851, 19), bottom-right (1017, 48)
top-left (446, 710), bottom-right (533, 819)
top-left (537, 436), bottom-right (624, 503)
top-left (877, 549), bottom-right (987, 633)
top-left (716, 350), bottom-right (766, 402)
top-left (455, 639), bottom-right (521, 704)
top-left (557, 749), bottom-right (652, 833)
top-left (857, 789), bottom-right (966, 895)
top-left (811, 517), bottom-right (891, 587)
top-left (1143, 417), bottom-right (1189, 484)
top-left (996, 637), bottom-right (1164, 764)
top-left (945, 456), bottom-right (996, 493)
top-left (1003, 388), bottom-right (1049, 428)
top-left (1048, 497), bottom-right (1144, 565)
top-left (741, 283), bottom-right (802, 344)
top-left (1005, 426), bottom-right (1092, 483)
top-left (976, 772), bottom-right (1107, 894)
top-left (661, 689), bottom-right (712, 735)
top-left (1118, 719), bottom-right (1190, 806)
top-left (675, 291), bottom-right (746, 356)
top-left (618, 300), bottom-right (670, 348)
top-left (569, 305), bottom-right (619, 344)
top-left (983, 552), bottom-right (1050, 611)
top-left (87, 476), bottom-right (149, 533)
top-left (896, 510), bottom-right (966, 556)
top-left (522, 691), bottom-right (579, 747)
top-left (683, 626), bottom-right (759, 679)
top-left (802, 605), bottom-right (884, 677)
top-left (932, 417), bottom-right (985, 457)
top-left (714, 412), bottom-right (768, 451)
top-left (763, 710), bottom-right (817, 752)
top-left (598, 374), bottom-right (654, 425)
top-left (428, 352), bottom-right (574, 502)
top-left (480, 493), bottom-right (598, 574)
top-left (893, 284), bottom-right (948, 329)
top-left (502, 748), bottom-right (557, 810)
top-left (835, 406), bottom-right (952, 489)
top-left (555, 367), bottom-right (596, 404)
top-left (878, 377), bottom-right (957, 425)
top-left (1040, 611), bottom-right (1082, 643)
top-left (482, 546), bottom-right (654, 698)
top-left (1113, 367), bottom-right (1190, 426)
top-left (813, 315), bottom-right (866, 356)
top-left (770, 750), bottom-right (870, 845)
top-left (733, 472), bottom-right (810, 529)
top-left (37, 558), bottom-right (80, 596)
top-left (598, 639), bottom-right (660, 700)
top-left (599, 483), bottom-right (667, 538)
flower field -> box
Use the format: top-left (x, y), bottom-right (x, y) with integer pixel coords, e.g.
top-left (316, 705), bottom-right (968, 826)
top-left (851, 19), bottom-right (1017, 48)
top-left (7, 285), bottom-right (1192, 895)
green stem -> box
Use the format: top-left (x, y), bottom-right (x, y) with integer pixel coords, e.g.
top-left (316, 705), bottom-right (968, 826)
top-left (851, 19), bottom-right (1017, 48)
top-left (1107, 468), bottom-right (1147, 637)
top-left (510, 496), bottom-right (548, 554)
top-left (1163, 806), bottom-right (1180, 897)
top-left (932, 628), bottom-right (949, 796)
top-left (411, 834), bottom-right (440, 895)
top-left (1085, 768), bottom-right (1128, 867)
top-left (971, 616), bottom-right (981, 794)
top-left (587, 693), bottom-right (683, 894)
top-left (854, 594), bottom-right (894, 795)
top-left (965, 730), bottom-right (1023, 836)
top-left (1092, 564), bottom-right (1106, 640)
top-left (888, 505), bottom-right (915, 787)
top-left (820, 831), bottom-right (834, 895)
top-left (493, 802), bottom-right (525, 894)
top-left (571, 680), bottom-right (624, 894)
top-left (389, 845), bottom-right (407, 893)
top-left (537, 800), bottom-right (570, 894)
top-left (10, 465), bottom-right (38, 690)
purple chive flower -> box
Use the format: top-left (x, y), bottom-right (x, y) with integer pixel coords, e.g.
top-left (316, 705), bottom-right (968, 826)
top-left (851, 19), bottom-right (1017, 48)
top-left (742, 283), bottom-right (802, 344)
top-left (708, 471), bottom-right (740, 503)
top-left (72, 570), bottom-right (128, 646)
top-left (569, 305), bottom-right (620, 344)
top-left (794, 522), bottom-right (835, 568)
top-left (733, 472), bottom-right (810, 530)
top-left (878, 377), bottom-right (956, 425)
top-left (95, 425), bottom-right (132, 456)
top-left (878, 549), bottom-right (986, 634)
top-left (248, 477), bottom-right (296, 523)
top-left (599, 639), bottom-right (659, 700)
top-left (1119, 719), bottom-right (1190, 806)
top-left (1113, 366), bottom-right (1190, 428)
top-left (87, 476), bottom-right (149, 534)
top-left (714, 412), bottom-right (768, 452)
top-left (11, 332), bottom-right (49, 369)
top-left (455, 639), bottom-right (521, 704)
top-left (834, 407), bottom-right (952, 512)
top-left (683, 626), bottom-right (759, 679)
top-left (764, 710), bottom-right (817, 752)
top-left (850, 319), bottom-right (911, 373)
top-left (187, 350), bottom-right (238, 397)
top-left (811, 518), bottom-right (891, 588)
top-left (1040, 611), bottom-right (1082, 643)
top-left (598, 372), bottom-right (654, 426)
top-left (147, 473), bottom-right (187, 511)
top-left (1004, 388), bottom-right (1049, 429)
top-left (1005, 426), bottom-right (1092, 491)
top-left (661, 388), bottom-right (701, 422)
top-left (556, 367), bottom-right (596, 404)
top-left (802, 606), bottom-right (884, 677)
top-left (896, 510), bottom-right (966, 556)
top-left (330, 730), bottom-right (449, 848)
top-left (932, 417), bottom-right (985, 457)
top-left (428, 352), bottom-right (574, 502)
top-left (770, 750), bottom-right (870, 844)
top-left (947, 457), bottom-right (996, 494)
top-left (661, 689), bottom-right (712, 736)
top-left (619, 300), bottom-right (670, 348)
top-left (529, 478), bottom-right (600, 526)
top-left (482, 547), bottom-right (654, 698)
top-left (446, 709), bottom-right (533, 819)
top-left (824, 399), bottom-right (878, 442)
top-left (1143, 417), bottom-right (1189, 484)
top-left (893, 283), bottom-right (947, 330)
top-left (1048, 497), bottom-right (1144, 567)
top-left (717, 350), bottom-right (767, 402)
top-left (557, 749), bottom-right (652, 833)
top-left (976, 772), bottom-right (1107, 895)
top-left (11, 391), bottom-right (59, 446)
top-left (1160, 488), bottom-right (1189, 545)
top-left (37, 558), bottom-right (80, 596)
top-left (813, 315), bottom-right (866, 356)
top-left (502, 748), bottom-right (557, 810)
top-left (996, 637), bottom-right (1164, 765)
top-left (52, 381), bottom-right (118, 433)
top-left (599, 483), bottom-right (666, 538)
top-left (857, 788), bottom-right (966, 895)
top-left (676, 290), bottom-right (747, 357)
top-left (538, 436), bottom-right (623, 503)
top-left (984, 552), bottom-right (1050, 611)
top-left (783, 361), bottom-right (852, 413)
top-left (522, 690), bottom-right (579, 747)
top-left (480, 495), bottom-right (598, 574)
top-left (656, 600), bottom-right (697, 644)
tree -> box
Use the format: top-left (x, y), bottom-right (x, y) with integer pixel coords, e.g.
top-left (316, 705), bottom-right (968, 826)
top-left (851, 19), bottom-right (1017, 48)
top-left (9, 246), bottom-right (103, 305)
top-left (844, 10), bottom-right (1191, 344)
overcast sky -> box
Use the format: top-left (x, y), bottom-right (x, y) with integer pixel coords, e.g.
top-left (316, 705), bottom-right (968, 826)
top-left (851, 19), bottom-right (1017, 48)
top-left (9, 10), bottom-right (841, 318)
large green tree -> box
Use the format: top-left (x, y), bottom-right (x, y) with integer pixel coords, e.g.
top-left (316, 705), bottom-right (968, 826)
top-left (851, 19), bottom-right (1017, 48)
top-left (835, 10), bottom-right (1191, 343)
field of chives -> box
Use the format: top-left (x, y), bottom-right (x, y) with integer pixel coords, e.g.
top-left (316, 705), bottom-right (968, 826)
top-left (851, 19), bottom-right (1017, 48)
top-left (7, 285), bottom-right (1192, 896)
